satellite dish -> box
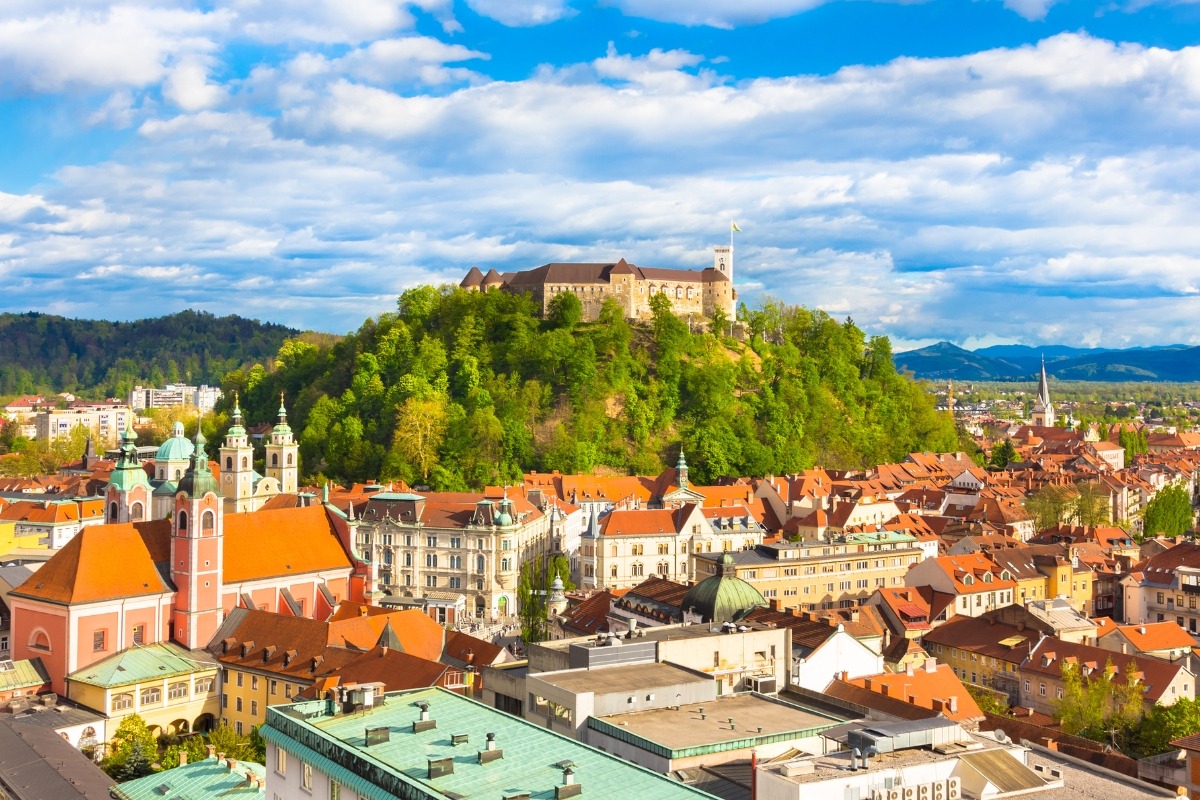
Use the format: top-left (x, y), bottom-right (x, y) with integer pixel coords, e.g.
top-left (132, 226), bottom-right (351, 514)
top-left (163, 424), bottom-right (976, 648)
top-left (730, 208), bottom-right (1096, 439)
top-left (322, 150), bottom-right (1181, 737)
top-left (994, 729), bottom-right (1008, 743)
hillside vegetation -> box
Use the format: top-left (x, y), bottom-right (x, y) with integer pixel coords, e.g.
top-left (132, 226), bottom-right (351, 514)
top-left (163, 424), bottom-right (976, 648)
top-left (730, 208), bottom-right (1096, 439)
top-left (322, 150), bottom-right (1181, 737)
top-left (0, 310), bottom-right (298, 398)
top-left (223, 287), bottom-right (957, 489)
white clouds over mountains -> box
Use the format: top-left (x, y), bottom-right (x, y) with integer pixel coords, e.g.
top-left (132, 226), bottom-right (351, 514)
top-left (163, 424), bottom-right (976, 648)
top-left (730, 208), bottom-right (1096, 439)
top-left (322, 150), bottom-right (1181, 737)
top-left (2, 1), bottom-right (1200, 346)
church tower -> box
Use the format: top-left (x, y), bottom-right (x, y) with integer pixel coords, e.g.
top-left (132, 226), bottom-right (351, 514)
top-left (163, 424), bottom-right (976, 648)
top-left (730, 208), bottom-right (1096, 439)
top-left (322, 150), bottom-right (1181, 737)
top-left (106, 428), bottom-right (151, 523)
top-left (264, 393), bottom-right (298, 494)
top-left (1031, 358), bottom-right (1056, 427)
top-left (219, 394), bottom-right (255, 513)
top-left (171, 430), bottom-right (224, 650)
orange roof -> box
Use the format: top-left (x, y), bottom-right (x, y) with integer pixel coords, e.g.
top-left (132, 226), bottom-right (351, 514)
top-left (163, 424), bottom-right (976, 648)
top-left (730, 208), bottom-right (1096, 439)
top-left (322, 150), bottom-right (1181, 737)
top-left (11, 519), bottom-right (172, 604)
top-left (600, 506), bottom-right (694, 537)
top-left (848, 660), bottom-right (983, 722)
top-left (326, 604), bottom-right (445, 660)
top-left (1109, 621), bottom-right (1196, 653)
top-left (0, 500), bottom-right (81, 524)
top-left (223, 505), bottom-right (353, 584)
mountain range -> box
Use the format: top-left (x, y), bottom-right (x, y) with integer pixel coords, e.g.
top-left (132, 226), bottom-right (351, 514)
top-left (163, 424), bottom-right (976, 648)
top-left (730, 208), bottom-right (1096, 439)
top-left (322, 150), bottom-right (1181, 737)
top-left (893, 341), bottom-right (1200, 382)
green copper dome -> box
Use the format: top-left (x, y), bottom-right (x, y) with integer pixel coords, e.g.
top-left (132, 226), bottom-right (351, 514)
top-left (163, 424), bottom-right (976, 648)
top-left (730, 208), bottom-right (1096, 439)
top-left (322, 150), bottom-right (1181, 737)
top-left (227, 394), bottom-right (247, 437)
top-left (154, 421), bottom-right (195, 462)
top-left (681, 553), bottom-right (765, 624)
top-left (177, 430), bottom-right (220, 499)
top-left (108, 428), bottom-right (151, 493)
top-left (273, 393), bottom-right (293, 436)
top-left (495, 496), bottom-right (514, 527)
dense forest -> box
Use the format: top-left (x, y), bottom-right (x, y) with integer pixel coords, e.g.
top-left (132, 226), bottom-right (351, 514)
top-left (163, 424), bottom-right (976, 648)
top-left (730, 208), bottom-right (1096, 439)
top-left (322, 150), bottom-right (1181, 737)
top-left (0, 310), bottom-right (299, 398)
top-left (222, 287), bottom-right (958, 489)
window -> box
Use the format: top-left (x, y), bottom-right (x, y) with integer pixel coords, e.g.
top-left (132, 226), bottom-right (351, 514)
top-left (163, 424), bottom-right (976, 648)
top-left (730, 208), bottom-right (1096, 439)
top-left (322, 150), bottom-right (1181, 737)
top-left (93, 630), bottom-right (106, 652)
top-left (270, 680), bottom-right (278, 696)
top-left (426, 575), bottom-right (437, 587)
top-left (330, 781), bottom-right (341, 800)
top-left (195, 678), bottom-right (213, 694)
top-left (252, 675), bottom-right (259, 690)
top-left (1039, 683), bottom-right (1046, 697)
top-left (276, 747), bottom-right (288, 775)
top-left (222, 694), bottom-right (228, 708)
top-left (236, 697), bottom-right (243, 712)
top-left (427, 535), bottom-right (438, 548)
top-left (611, 564), bottom-right (618, 578)
top-left (500, 558), bottom-right (511, 571)
top-left (252, 700), bottom-right (259, 716)
top-left (168, 682), bottom-right (189, 700)
top-left (450, 537), bottom-right (461, 549)
top-left (202, 510), bottom-right (214, 531)
top-left (476, 555), bottom-right (485, 572)
top-left (425, 554), bottom-right (438, 568)
top-left (404, 553), bottom-right (412, 567)
top-left (132, 625), bottom-right (144, 645)
top-left (237, 672), bottom-right (244, 687)
top-left (236, 721), bottom-right (243, 735)
top-left (302, 763), bottom-right (313, 790)
top-left (449, 577), bottom-right (462, 589)
top-left (141, 687), bottom-right (161, 705)
top-left (631, 544), bottom-right (644, 556)
top-left (449, 555), bottom-right (462, 569)
top-left (631, 563), bottom-right (644, 577)
top-left (112, 693), bottom-right (132, 711)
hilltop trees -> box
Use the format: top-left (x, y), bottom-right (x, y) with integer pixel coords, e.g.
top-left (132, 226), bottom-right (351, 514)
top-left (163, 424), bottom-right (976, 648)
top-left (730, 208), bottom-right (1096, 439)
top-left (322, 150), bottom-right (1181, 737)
top-left (222, 287), bottom-right (957, 488)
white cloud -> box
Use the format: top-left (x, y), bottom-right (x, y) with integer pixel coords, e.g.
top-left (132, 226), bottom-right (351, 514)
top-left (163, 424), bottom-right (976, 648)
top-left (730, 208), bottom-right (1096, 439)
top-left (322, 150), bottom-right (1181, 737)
top-left (163, 59), bottom-right (226, 110)
top-left (466, 0), bottom-right (574, 26)
top-left (1003, 0), bottom-right (1057, 20)
top-left (224, 0), bottom-right (458, 44)
top-left (0, 5), bottom-right (230, 92)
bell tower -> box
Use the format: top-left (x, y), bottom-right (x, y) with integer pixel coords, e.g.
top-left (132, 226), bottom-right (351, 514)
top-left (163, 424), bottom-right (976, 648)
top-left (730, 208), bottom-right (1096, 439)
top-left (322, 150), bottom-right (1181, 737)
top-left (219, 394), bottom-right (255, 513)
top-left (171, 430), bottom-right (224, 650)
top-left (264, 393), bottom-right (298, 494)
top-left (105, 428), bottom-right (151, 523)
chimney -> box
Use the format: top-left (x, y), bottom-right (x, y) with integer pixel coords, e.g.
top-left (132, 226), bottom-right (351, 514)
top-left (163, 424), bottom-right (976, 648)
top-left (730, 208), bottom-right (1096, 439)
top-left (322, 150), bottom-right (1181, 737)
top-left (948, 696), bottom-right (958, 714)
top-left (205, 745), bottom-right (216, 758)
top-left (924, 657), bottom-right (938, 673)
top-left (227, 758), bottom-right (237, 773)
top-left (178, 751), bottom-right (188, 766)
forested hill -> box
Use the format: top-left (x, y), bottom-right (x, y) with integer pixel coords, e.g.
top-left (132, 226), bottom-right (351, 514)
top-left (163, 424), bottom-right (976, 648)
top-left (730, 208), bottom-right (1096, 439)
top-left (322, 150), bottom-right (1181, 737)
top-left (223, 287), bottom-right (958, 489)
top-left (0, 311), bottom-right (299, 398)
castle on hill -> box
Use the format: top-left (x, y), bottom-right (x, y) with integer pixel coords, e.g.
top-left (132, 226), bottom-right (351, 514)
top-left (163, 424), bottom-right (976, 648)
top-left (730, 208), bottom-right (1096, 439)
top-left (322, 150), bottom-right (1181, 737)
top-left (459, 246), bottom-right (737, 322)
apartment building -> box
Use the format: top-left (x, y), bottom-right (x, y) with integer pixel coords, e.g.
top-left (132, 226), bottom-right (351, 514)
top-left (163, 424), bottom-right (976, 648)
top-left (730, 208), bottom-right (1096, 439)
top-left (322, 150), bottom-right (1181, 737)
top-left (35, 403), bottom-right (133, 446)
top-left (691, 530), bottom-right (923, 611)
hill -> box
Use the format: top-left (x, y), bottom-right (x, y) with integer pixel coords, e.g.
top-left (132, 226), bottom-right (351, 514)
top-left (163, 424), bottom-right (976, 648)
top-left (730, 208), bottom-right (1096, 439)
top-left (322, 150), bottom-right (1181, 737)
top-left (222, 287), bottom-right (959, 489)
top-left (0, 311), bottom-right (299, 398)
top-left (895, 341), bottom-right (1200, 382)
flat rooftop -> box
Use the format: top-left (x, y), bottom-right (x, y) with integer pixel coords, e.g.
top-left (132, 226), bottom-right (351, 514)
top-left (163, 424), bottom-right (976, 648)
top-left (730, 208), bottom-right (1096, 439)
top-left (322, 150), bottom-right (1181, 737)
top-left (764, 738), bottom-right (990, 785)
top-left (591, 694), bottom-right (845, 754)
top-left (530, 661), bottom-right (710, 694)
top-left (537, 622), bottom-right (779, 652)
top-left (263, 687), bottom-right (718, 800)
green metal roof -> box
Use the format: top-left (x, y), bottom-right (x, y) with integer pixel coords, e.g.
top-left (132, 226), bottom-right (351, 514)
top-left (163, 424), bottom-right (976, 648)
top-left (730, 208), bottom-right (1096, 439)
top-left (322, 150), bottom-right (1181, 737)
top-left (0, 658), bottom-right (50, 692)
top-left (178, 431), bottom-right (220, 499)
top-left (108, 429), bottom-right (151, 493)
top-left (681, 553), bottom-right (766, 624)
top-left (111, 755), bottom-right (266, 799)
top-left (263, 687), bottom-right (719, 800)
top-left (69, 643), bottom-right (216, 689)
top-left (154, 422), bottom-right (195, 463)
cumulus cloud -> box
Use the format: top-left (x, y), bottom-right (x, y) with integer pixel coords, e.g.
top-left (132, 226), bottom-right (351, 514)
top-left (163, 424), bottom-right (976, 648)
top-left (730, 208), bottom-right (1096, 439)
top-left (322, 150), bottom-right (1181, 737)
top-left (466, 0), bottom-right (574, 26)
top-left (0, 5), bottom-right (230, 92)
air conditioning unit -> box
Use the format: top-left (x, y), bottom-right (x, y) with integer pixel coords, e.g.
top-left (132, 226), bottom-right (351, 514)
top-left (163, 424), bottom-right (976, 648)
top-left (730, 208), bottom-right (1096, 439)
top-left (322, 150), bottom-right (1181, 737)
top-left (872, 791), bottom-right (886, 800)
top-left (933, 782), bottom-right (946, 800)
top-left (887, 790), bottom-right (903, 800)
top-left (917, 784), bottom-right (930, 800)
top-left (903, 788), bottom-right (917, 800)
top-left (948, 778), bottom-right (962, 800)
top-left (749, 676), bottom-right (778, 694)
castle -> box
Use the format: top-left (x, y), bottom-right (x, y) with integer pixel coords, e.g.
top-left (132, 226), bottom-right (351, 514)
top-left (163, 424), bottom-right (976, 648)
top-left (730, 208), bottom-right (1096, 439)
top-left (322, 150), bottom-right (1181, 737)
top-left (459, 246), bottom-right (737, 322)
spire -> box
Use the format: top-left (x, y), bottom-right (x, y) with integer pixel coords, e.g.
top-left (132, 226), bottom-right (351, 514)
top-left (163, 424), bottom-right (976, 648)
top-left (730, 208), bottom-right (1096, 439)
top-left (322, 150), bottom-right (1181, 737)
top-left (1037, 357), bottom-right (1051, 408)
top-left (278, 392), bottom-right (287, 421)
top-left (273, 392), bottom-right (292, 435)
top-left (676, 448), bottom-right (689, 491)
top-left (178, 427), bottom-right (220, 498)
top-left (227, 392), bottom-right (246, 437)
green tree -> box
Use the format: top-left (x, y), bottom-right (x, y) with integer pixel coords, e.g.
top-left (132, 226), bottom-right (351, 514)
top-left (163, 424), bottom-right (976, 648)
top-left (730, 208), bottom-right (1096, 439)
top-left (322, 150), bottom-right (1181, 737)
top-left (1024, 484), bottom-right (1074, 532)
top-left (1070, 481), bottom-right (1112, 528)
top-left (1142, 483), bottom-right (1194, 539)
top-left (1130, 696), bottom-right (1200, 757)
top-left (988, 439), bottom-right (1017, 470)
top-left (160, 736), bottom-right (209, 770)
top-left (391, 393), bottom-right (449, 481)
top-left (206, 722), bottom-right (256, 761)
top-left (100, 714), bottom-right (157, 779)
top-left (547, 292), bottom-right (583, 330)
top-left (965, 683), bottom-right (1009, 716)
top-left (517, 554), bottom-right (574, 643)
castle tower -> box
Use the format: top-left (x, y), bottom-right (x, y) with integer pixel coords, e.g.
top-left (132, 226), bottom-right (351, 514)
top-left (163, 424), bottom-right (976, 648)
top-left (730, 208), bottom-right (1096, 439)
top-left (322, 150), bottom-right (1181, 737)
top-left (219, 394), bottom-right (255, 513)
top-left (171, 430), bottom-right (224, 650)
top-left (264, 393), bottom-right (298, 494)
top-left (105, 428), bottom-right (152, 523)
top-left (713, 245), bottom-right (732, 282)
top-left (1031, 358), bottom-right (1056, 427)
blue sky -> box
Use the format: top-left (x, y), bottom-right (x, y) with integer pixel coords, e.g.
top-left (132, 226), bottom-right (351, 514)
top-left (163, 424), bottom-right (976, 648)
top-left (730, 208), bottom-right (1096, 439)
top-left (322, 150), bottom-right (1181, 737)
top-left (4, 1), bottom-right (1200, 349)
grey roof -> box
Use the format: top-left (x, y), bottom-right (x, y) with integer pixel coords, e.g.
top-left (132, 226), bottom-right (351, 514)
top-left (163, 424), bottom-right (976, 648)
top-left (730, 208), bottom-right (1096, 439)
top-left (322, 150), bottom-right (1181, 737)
top-left (0, 565), bottom-right (35, 591)
top-left (4, 700), bottom-right (105, 731)
top-left (0, 716), bottom-right (113, 800)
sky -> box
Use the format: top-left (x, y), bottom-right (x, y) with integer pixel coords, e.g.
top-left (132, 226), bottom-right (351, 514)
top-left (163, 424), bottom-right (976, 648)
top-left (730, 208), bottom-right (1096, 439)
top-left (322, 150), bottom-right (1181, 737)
top-left (4, 1), bottom-right (1200, 349)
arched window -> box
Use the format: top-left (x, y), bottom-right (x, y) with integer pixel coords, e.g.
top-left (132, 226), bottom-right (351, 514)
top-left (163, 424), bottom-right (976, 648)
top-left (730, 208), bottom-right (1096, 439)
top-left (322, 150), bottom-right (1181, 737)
top-left (111, 694), bottom-right (132, 712)
top-left (287, 453), bottom-right (293, 465)
top-left (29, 629), bottom-right (51, 652)
top-left (201, 510), bottom-right (215, 531)
top-left (178, 511), bottom-right (188, 532)
top-left (175, 469), bottom-right (182, 479)
top-left (657, 561), bottom-right (669, 575)
top-left (225, 457), bottom-right (232, 470)
top-left (610, 564), bottom-right (618, 578)
top-left (108, 502), bottom-right (118, 522)
top-left (159, 469), bottom-right (165, 480)
top-left (130, 503), bottom-right (144, 521)
top-left (675, 286), bottom-right (683, 299)
top-left (241, 457), bottom-right (248, 469)
top-left (271, 454), bottom-right (278, 467)
top-left (686, 287), bottom-right (693, 299)
top-left (632, 563), bottom-right (644, 577)
top-left (501, 558), bottom-right (511, 571)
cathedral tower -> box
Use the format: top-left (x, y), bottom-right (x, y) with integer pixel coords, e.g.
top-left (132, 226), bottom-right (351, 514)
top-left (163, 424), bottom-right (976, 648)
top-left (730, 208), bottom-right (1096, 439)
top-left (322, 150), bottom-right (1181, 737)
top-left (219, 394), bottom-right (255, 513)
top-left (172, 430), bottom-right (224, 650)
top-left (106, 428), bottom-right (151, 523)
top-left (264, 393), bottom-right (298, 494)
top-left (1031, 358), bottom-right (1056, 427)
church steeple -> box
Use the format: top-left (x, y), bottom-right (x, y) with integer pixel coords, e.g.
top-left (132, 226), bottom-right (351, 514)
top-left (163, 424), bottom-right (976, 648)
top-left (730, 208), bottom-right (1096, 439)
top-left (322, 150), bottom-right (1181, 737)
top-left (172, 427), bottom-right (224, 650)
top-left (265, 392), bottom-right (298, 494)
top-left (1032, 357), bottom-right (1056, 427)
top-left (106, 428), bottom-right (151, 522)
top-left (219, 392), bottom-right (255, 512)
top-left (676, 448), bottom-right (689, 492)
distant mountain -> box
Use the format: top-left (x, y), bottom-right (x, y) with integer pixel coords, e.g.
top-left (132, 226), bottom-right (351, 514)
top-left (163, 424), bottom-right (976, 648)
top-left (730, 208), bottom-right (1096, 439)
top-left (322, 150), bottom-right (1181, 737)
top-left (895, 341), bottom-right (1200, 382)
top-left (0, 310), bottom-right (299, 397)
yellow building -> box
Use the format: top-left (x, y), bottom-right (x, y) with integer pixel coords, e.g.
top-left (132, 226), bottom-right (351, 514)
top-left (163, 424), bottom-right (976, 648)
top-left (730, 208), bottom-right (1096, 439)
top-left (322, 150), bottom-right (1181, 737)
top-left (0, 518), bottom-right (45, 558)
top-left (66, 642), bottom-right (220, 747)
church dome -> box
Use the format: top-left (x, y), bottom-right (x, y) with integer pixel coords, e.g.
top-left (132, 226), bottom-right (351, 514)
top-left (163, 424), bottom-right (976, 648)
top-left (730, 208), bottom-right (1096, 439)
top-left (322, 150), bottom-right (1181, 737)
top-left (177, 431), bottom-right (220, 499)
top-left (681, 553), bottom-right (765, 624)
top-left (154, 422), bottom-right (195, 462)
